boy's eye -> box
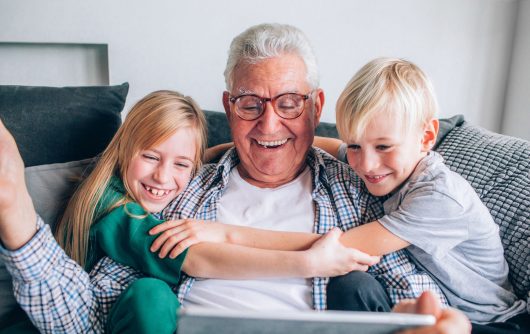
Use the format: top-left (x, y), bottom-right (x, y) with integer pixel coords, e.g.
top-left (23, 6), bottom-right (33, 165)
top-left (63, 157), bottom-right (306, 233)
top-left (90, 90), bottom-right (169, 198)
top-left (376, 145), bottom-right (392, 151)
top-left (347, 144), bottom-right (360, 151)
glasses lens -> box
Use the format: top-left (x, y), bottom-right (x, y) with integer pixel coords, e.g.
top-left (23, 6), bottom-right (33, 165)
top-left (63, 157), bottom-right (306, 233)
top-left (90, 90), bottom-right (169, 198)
top-left (275, 94), bottom-right (304, 119)
top-left (236, 95), bottom-right (262, 120)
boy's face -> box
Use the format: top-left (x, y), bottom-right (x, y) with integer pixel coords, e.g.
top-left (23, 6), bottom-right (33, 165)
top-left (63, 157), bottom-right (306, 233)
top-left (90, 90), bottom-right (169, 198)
top-left (346, 112), bottom-right (438, 196)
top-left (125, 127), bottom-right (197, 213)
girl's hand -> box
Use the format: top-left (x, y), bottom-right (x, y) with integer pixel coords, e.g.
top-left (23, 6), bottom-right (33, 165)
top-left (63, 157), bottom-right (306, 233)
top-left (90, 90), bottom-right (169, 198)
top-left (149, 219), bottom-right (229, 259)
top-left (306, 227), bottom-right (380, 277)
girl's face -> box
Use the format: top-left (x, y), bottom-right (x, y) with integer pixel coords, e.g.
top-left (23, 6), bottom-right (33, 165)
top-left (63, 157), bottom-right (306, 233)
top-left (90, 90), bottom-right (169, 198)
top-left (126, 127), bottom-right (197, 213)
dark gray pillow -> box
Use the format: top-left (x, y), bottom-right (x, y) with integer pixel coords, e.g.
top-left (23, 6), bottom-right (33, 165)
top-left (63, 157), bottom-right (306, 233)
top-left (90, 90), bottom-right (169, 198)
top-left (436, 122), bottom-right (529, 300)
top-left (0, 83), bottom-right (128, 167)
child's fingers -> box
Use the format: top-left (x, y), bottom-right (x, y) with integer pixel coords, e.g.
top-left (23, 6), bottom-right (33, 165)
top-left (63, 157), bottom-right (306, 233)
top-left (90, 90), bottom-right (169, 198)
top-left (350, 264), bottom-right (369, 272)
top-left (149, 219), bottom-right (187, 235)
top-left (158, 232), bottom-right (193, 258)
top-left (169, 238), bottom-right (198, 259)
top-left (349, 248), bottom-right (380, 266)
top-left (151, 227), bottom-right (187, 252)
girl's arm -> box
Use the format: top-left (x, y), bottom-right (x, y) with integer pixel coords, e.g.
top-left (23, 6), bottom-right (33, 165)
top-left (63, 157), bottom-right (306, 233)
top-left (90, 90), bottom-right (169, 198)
top-left (94, 210), bottom-right (379, 284)
top-left (182, 228), bottom-right (379, 279)
top-left (151, 219), bottom-right (409, 258)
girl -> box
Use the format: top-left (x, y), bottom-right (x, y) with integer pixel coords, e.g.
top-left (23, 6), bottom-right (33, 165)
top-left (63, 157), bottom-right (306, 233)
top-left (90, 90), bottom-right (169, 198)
top-left (49, 90), bottom-right (367, 333)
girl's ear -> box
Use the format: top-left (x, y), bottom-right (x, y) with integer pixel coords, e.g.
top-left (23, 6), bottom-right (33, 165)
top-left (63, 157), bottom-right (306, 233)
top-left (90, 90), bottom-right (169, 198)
top-left (421, 119), bottom-right (439, 152)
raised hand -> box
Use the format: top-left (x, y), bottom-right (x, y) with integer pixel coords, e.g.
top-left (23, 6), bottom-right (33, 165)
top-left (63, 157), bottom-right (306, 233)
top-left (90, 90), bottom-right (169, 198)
top-left (149, 219), bottom-right (229, 258)
top-left (394, 291), bottom-right (471, 334)
top-left (306, 227), bottom-right (380, 277)
top-left (0, 119), bottom-right (37, 250)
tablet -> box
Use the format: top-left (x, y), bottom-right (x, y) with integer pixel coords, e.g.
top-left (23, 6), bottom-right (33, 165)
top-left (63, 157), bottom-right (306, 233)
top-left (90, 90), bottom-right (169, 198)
top-left (178, 307), bottom-right (436, 334)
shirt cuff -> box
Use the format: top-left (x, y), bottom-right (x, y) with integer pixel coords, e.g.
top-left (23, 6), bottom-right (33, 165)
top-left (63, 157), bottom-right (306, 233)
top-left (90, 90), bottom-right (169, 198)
top-left (0, 215), bottom-right (65, 283)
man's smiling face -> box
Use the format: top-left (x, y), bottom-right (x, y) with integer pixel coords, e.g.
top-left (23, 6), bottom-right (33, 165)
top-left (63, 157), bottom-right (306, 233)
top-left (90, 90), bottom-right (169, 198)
top-left (223, 54), bottom-right (323, 188)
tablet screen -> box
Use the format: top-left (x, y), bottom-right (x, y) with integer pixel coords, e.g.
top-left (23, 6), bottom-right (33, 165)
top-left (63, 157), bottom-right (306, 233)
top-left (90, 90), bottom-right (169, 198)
top-left (178, 307), bottom-right (435, 334)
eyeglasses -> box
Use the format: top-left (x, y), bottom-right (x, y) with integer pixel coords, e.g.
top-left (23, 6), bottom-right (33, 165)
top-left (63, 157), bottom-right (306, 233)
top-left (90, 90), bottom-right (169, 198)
top-left (229, 92), bottom-right (312, 121)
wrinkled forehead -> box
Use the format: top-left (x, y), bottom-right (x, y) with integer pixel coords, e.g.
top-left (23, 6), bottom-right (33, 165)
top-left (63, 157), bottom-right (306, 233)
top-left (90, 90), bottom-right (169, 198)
top-left (230, 56), bottom-right (311, 95)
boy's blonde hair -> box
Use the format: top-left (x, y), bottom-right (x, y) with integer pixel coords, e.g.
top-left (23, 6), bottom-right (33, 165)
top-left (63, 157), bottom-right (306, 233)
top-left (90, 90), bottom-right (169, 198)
top-left (55, 90), bottom-right (207, 268)
top-left (336, 57), bottom-right (438, 142)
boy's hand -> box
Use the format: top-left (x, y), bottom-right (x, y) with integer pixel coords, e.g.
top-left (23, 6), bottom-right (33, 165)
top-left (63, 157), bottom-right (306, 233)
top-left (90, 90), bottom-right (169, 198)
top-left (306, 227), bottom-right (380, 277)
top-left (149, 219), bottom-right (229, 258)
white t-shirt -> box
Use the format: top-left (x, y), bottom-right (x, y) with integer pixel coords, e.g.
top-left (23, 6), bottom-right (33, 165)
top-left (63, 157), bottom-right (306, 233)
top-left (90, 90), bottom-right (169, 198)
top-left (183, 167), bottom-right (315, 310)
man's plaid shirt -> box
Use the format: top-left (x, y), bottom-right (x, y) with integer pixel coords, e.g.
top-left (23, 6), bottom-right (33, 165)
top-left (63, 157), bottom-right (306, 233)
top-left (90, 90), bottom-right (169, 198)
top-left (164, 148), bottom-right (447, 309)
top-left (0, 147), bottom-right (446, 333)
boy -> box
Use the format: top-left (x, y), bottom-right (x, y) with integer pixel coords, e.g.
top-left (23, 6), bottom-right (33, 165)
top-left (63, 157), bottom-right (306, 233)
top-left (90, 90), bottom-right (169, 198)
top-left (331, 57), bottom-right (526, 324)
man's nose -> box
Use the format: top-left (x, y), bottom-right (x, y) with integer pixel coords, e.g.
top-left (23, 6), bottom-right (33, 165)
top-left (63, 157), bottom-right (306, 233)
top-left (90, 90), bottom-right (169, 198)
top-left (258, 101), bottom-right (283, 133)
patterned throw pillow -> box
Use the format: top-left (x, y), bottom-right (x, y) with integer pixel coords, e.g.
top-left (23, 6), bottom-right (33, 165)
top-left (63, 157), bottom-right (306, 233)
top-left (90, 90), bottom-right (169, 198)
top-left (436, 122), bottom-right (529, 299)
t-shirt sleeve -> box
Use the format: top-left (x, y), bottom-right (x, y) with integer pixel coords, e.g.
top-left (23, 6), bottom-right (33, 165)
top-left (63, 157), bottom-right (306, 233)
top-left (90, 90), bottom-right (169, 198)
top-left (91, 203), bottom-right (187, 285)
top-left (378, 189), bottom-right (469, 259)
top-left (337, 142), bottom-right (348, 163)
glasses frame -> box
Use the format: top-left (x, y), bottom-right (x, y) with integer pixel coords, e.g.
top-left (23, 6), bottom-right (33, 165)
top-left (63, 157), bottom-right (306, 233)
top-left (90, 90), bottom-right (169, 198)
top-left (228, 92), bottom-right (312, 121)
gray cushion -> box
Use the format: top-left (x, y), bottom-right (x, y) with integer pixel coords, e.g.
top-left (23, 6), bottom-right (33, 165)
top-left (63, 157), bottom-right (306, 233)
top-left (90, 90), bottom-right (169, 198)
top-left (25, 158), bottom-right (96, 230)
top-left (0, 83), bottom-right (128, 167)
top-left (436, 122), bottom-right (529, 299)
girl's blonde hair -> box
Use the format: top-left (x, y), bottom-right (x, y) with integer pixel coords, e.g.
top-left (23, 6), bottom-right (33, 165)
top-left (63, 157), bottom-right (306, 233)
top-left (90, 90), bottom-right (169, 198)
top-left (55, 90), bottom-right (207, 268)
top-left (336, 57), bottom-right (439, 143)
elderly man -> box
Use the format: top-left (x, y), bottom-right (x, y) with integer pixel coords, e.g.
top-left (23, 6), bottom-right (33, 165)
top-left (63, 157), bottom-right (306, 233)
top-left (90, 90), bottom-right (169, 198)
top-left (0, 23), bottom-right (470, 334)
top-left (163, 23), bottom-right (444, 312)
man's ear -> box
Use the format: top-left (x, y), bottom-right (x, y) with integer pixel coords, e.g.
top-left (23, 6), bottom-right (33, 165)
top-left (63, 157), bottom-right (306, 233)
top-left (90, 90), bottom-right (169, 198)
top-left (421, 118), bottom-right (439, 151)
top-left (312, 88), bottom-right (325, 127)
top-left (222, 91), bottom-right (231, 118)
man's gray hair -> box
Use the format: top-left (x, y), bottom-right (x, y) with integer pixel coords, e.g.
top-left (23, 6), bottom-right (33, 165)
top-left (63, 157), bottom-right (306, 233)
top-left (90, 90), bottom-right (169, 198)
top-left (224, 23), bottom-right (320, 91)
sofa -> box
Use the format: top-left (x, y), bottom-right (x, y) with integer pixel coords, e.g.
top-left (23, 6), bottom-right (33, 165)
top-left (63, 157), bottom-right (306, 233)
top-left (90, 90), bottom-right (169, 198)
top-left (0, 84), bottom-right (528, 331)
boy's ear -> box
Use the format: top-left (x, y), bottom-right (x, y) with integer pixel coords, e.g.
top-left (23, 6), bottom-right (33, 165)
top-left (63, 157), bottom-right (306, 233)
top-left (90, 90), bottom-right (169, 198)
top-left (421, 119), bottom-right (439, 152)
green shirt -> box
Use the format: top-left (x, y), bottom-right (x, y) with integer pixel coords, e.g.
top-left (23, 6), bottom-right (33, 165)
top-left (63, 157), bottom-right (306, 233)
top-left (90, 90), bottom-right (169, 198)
top-left (88, 176), bottom-right (187, 285)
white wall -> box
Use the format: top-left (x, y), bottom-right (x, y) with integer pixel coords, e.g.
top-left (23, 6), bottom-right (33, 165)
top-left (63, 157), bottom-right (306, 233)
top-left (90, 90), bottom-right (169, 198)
top-left (1, 0), bottom-right (528, 139)
top-left (502, 0), bottom-right (530, 140)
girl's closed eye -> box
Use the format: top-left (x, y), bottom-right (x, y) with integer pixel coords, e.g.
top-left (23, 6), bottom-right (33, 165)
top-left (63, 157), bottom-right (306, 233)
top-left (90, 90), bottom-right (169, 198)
top-left (174, 161), bottom-right (191, 169)
top-left (142, 153), bottom-right (159, 161)
top-left (347, 144), bottom-right (361, 151)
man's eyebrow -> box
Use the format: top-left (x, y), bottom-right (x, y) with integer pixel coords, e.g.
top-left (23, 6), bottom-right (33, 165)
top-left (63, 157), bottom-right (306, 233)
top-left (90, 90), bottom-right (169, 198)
top-left (235, 87), bottom-right (255, 95)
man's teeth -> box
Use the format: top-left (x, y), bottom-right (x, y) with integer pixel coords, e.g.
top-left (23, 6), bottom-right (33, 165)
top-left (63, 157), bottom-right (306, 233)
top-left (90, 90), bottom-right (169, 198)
top-left (257, 139), bottom-right (288, 147)
top-left (144, 185), bottom-right (171, 196)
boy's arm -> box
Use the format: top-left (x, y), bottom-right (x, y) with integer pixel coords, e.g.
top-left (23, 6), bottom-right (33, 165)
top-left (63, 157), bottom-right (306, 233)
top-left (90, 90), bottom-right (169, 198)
top-left (204, 142), bottom-right (234, 163)
top-left (313, 136), bottom-right (344, 158)
top-left (339, 221), bottom-right (410, 256)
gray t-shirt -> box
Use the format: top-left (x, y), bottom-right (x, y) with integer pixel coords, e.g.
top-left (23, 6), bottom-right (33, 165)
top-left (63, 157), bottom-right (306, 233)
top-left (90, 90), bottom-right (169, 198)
top-left (378, 152), bottom-right (526, 324)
